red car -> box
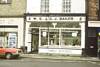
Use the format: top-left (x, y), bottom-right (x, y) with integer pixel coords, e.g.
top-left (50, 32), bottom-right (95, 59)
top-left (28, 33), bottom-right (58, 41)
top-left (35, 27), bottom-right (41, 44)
top-left (0, 47), bottom-right (22, 59)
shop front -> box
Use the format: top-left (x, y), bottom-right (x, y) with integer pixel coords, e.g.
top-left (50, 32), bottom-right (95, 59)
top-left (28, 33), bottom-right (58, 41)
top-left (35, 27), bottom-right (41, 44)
top-left (0, 17), bottom-right (24, 48)
top-left (0, 32), bottom-right (17, 48)
top-left (25, 14), bottom-right (85, 55)
top-left (88, 21), bottom-right (100, 56)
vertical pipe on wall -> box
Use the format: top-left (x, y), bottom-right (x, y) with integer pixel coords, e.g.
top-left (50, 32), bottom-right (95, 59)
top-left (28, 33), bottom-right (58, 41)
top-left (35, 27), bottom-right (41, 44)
top-left (82, 0), bottom-right (88, 56)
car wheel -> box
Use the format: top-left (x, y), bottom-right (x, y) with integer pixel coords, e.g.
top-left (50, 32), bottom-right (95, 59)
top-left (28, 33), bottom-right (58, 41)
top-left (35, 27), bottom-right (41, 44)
top-left (5, 53), bottom-right (12, 59)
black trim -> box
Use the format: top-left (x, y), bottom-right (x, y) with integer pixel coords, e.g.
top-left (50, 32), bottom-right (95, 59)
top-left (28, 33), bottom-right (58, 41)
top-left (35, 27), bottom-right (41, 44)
top-left (85, 0), bottom-right (88, 49)
top-left (0, 15), bottom-right (24, 18)
top-left (0, 25), bottom-right (18, 28)
top-left (25, 13), bottom-right (86, 16)
top-left (99, 0), bottom-right (100, 20)
top-left (0, 3), bottom-right (11, 4)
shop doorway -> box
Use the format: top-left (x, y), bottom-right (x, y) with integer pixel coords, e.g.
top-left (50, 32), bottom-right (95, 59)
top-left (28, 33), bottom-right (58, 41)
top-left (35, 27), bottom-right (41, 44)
top-left (31, 29), bottom-right (39, 53)
top-left (87, 27), bottom-right (98, 57)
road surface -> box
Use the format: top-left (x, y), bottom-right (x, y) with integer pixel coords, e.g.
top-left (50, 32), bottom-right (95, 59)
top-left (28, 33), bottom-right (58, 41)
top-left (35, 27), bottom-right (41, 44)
top-left (0, 58), bottom-right (100, 67)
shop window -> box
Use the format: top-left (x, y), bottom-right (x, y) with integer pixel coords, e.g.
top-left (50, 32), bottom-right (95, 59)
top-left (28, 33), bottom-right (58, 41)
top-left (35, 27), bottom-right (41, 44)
top-left (8, 33), bottom-right (17, 48)
top-left (40, 29), bottom-right (81, 48)
top-left (0, 32), bottom-right (17, 48)
top-left (49, 31), bottom-right (59, 45)
top-left (0, 0), bottom-right (12, 4)
top-left (41, 29), bottom-right (59, 47)
top-left (61, 30), bottom-right (81, 47)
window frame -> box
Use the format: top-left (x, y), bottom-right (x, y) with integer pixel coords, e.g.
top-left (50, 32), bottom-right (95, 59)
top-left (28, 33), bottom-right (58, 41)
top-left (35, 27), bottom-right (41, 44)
top-left (62, 0), bottom-right (71, 13)
top-left (0, 0), bottom-right (12, 4)
top-left (40, 0), bottom-right (49, 13)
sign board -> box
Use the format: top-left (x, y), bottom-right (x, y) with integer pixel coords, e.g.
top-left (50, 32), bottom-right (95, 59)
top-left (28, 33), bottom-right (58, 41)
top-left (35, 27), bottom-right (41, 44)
top-left (26, 16), bottom-right (85, 22)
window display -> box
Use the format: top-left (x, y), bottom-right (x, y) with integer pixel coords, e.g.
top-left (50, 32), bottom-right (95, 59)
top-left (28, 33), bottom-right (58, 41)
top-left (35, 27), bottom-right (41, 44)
top-left (0, 32), bottom-right (17, 48)
top-left (8, 33), bottom-right (17, 48)
top-left (40, 28), bottom-right (81, 48)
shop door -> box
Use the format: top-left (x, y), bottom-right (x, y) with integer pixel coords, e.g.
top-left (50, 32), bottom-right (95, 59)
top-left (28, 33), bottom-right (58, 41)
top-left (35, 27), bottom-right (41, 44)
top-left (31, 29), bottom-right (39, 53)
top-left (87, 37), bottom-right (97, 56)
top-left (87, 28), bottom-right (97, 57)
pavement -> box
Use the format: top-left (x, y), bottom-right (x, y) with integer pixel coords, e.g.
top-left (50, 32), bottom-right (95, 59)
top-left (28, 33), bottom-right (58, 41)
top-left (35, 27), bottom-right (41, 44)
top-left (21, 54), bottom-right (100, 62)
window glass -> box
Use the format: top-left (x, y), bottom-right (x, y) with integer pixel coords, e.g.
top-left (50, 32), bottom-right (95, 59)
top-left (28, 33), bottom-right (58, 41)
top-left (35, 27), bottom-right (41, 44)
top-left (0, 0), bottom-right (12, 4)
top-left (62, 0), bottom-right (71, 13)
top-left (61, 30), bottom-right (81, 46)
top-left (41, 0), bottom-right (49, 13)
top-left (40, 29), bottom-right (81, 48)
top-left (0, 32), bottom-right (17, 48)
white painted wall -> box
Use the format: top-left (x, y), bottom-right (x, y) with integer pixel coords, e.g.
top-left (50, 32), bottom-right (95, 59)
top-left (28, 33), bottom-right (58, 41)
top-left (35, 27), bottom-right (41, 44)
top-left (88, 21), bottom-right (100, 27)
top-left (26, 0), bottom-right (41, 13)
top-left (71, 0), bottom-right (85, 13)
top-left (25, 22), bottom-right (31, 52)
top-left (39, 48), bottom-right (82, 55)
top-left (26, 0), bottom-right (85, 13)
top-left (49, 0), bottom-right (62, 13)
top-left (17, 18), bottom-right (24, 48)
top-left (0, 18), bottom-right (24, 48)
top-left (0, 28), bottom-right (17, 32)
top-left (80, 22), bottom-right (85, 48)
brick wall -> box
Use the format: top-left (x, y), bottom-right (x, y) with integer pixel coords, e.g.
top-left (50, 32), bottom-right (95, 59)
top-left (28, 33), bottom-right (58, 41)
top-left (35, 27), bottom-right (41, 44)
top-left (0, 0), bottom-right (26, 16)
top-left (88, 0), bottom-right (99, 21)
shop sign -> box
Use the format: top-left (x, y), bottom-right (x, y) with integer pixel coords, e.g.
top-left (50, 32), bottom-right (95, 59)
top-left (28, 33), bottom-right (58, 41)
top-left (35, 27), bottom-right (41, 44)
top-left (27, 16), bottom-right (85, 22)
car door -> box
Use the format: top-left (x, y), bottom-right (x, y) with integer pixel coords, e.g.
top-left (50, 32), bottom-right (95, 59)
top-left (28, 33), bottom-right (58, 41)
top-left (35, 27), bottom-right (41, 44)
top-left (0, 47), bottom-right (5, 56)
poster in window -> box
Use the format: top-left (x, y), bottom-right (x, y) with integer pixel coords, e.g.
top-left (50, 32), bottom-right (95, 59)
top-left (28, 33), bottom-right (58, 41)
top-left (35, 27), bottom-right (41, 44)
top-left (8, 33), bottom-right (17, 48)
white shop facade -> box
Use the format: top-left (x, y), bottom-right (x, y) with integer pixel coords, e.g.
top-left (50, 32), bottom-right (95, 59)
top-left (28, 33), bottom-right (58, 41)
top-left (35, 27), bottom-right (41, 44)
top-left (25, 14), bottom-right (86, 55)
top-left (0, 17), bottom-right (24, 48)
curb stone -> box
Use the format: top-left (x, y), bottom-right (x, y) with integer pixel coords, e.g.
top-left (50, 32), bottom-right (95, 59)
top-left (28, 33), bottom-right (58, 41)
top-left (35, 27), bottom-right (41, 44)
top-left (21, 54), bottom-right (100, 61)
